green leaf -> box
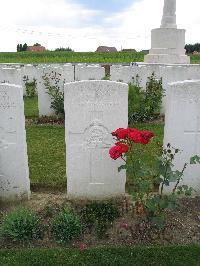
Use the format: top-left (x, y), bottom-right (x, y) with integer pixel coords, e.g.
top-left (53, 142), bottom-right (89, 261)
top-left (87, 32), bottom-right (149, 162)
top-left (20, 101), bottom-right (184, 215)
top-left (167, 170), bottom-right (182, 183)
top-left (150, 215), bottom-right (166, 229)
top-left (118, 165), bottom-right (127, 172)
top-left (190, 155), bottom-right (200, 164)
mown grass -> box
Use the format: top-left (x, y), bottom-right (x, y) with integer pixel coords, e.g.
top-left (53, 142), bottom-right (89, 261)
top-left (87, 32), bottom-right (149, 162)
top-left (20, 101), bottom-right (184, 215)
top-left (24, 97), bottom-right (39, 118)
top-left (0, 246), bottom-right (199, 266)
top-left (26, 125), bottom-right (66, 188)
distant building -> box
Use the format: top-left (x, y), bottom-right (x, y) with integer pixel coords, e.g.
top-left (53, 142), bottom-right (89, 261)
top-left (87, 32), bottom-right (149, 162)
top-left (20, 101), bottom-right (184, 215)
top-left (122, 49), bottom-right (136, 52)
top-left (96, 46), bottom-right (117, 52)
top-left (27, 45), bottom-right (46, 52)
top-left (193, 51), bottom-right (200, 54)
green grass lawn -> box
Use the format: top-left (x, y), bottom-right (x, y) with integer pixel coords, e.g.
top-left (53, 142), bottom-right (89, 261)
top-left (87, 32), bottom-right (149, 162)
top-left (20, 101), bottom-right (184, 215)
top-left (26, 125), bottom-right (66, 188)
top-left (24, 97), bottom-right (39, 118)
top-left (0, 246), bottom-right (199, 266)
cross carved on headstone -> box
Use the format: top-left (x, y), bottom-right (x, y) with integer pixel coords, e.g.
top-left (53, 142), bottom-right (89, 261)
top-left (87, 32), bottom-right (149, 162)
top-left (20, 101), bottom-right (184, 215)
top-left (184, 115), bottom-right (200, 154)
top-left (69, 119), bottom-right (112, 184)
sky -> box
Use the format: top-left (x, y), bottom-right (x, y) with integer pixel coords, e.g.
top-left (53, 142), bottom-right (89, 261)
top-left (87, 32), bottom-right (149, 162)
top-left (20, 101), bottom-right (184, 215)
top-left (0, 0), bottom-right (199, 52)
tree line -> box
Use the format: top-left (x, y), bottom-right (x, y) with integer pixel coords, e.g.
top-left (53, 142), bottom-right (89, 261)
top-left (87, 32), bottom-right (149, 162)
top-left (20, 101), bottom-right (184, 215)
top-left (17, 43), bottom-right (73, 52)
top-left (17, 43), bottom-right (28, 52)
top-left (185, 43), bottom-right (200, 54)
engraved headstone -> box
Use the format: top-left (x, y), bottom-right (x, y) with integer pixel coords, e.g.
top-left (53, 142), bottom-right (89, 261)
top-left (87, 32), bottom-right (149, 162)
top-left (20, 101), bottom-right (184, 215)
top-left (0, 84), bottom-right (30, 201)
top-left (64, 80), bottom-right (128, 199)
top-left (164, 80), bottom-right (200, 195)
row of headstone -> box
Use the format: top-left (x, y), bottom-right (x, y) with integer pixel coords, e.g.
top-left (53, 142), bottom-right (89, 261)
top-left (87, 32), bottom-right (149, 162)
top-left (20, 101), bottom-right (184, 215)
top-left (0, 81), bottom-right (127, 201)
top-left (1, 63), bottom-right (200, 116)
top-left (0, 63), bottom-right (106, 95)
top-left (110, 63), bottom-right (200, 112)
top-left (1, 79), bottom-right (200, 202)
top-left (110, 63), bottom-right (200, 88)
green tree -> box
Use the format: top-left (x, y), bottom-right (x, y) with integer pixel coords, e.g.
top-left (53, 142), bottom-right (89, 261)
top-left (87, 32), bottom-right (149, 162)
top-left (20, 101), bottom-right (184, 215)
top-left (54, 47), bottom-right (73, 52)
top-left (33, 43), bottom-right (41, 46)
top-left (185, 43), bottom-right (200, 54)
top-left (19, 44), bottom-right (23, 52)
top-left (23, 43), bottom-right (28, 51)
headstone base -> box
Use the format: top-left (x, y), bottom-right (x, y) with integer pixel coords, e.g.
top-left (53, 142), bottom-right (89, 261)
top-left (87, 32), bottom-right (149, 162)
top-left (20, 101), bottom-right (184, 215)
top-left (0, 190), bottom-right (30, 202)
top-left (144, 54), bottom-right (190, 64)
top-left (144, 28), bottom-right (190, 64)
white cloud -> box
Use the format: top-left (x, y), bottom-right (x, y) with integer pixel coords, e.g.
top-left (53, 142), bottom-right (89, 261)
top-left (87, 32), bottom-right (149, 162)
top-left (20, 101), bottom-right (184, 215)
top-left (0, 0), bottom-right (199, 52)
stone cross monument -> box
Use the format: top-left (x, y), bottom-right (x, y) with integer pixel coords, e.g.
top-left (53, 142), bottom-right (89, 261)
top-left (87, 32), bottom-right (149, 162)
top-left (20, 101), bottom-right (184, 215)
top-left (161, 0), bottom-right (177, 28)
top-left (144, 0), bottom-right (190, 64)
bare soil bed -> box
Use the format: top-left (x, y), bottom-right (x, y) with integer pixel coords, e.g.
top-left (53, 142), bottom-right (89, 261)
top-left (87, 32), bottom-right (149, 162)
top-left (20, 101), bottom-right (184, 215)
top-left (0, 191), bottom-right (199, 249)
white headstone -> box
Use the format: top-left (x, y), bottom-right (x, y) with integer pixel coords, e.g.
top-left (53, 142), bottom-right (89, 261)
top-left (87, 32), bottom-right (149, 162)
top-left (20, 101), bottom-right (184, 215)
top-left (75, 65), bottom-right (105, 81)
top-left (37, 65), bottom-right (74, 116)
top-left (64, 80), bottom-right (128, 199)
top-left (21, 64), bottom-right (38, 95)
top-left (62, 64), bottom-right (74, 83)
top-left (164, 80), bottom-right (200, 195)
top-left (0, 68), bottom-right (22, 85)
top-left (37, 66), bottom-right (64, 117)
top-left (110, 65), bottom-right (138, 84)
top-left (0, 84), bottom-right (30, 201)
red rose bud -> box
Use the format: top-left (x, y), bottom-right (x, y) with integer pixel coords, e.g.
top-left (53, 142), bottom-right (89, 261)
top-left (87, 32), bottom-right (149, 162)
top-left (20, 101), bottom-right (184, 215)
top-left (112, 128), bottom-right (128, 140)
top-left (109, 145), bottom-right (123, 160)
top-left (79, 243), bottom-right (87, 250)
top-left (115, 142), bottom-right (129, 153)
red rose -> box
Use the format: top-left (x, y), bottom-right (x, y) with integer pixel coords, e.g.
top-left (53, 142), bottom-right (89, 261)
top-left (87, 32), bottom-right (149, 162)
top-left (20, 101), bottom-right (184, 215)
top-left (109, 142), bottom-right (129, 160)
top-left (140, 130), bottom-right (154, 144)
top-left (109, 145), bottom-right (123, 160)
top-left (112, 128), bottom-right (128, 140)
top-left (127, 128), bottom-right (154, 145)
top-left (127, 128), bottom-right (143, 143)
top-left (115, 142), bottom-right (129, 153)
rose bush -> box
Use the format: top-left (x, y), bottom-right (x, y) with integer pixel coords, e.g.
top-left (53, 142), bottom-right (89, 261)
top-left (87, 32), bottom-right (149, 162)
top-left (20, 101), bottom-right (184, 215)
top-left (109, 127), bottom-right (199, 230)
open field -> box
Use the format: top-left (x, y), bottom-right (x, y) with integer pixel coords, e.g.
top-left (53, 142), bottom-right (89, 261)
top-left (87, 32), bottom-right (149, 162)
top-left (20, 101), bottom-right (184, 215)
top-left (0, 51), bottom-right (144, 64)
top-left (0, 51), bottom-right (199, 64)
